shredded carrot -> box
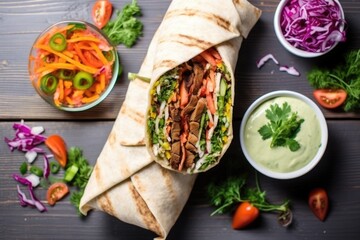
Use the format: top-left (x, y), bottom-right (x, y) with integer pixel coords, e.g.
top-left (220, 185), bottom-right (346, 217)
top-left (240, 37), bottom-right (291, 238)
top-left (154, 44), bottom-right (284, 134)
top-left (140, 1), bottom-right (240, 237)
top-left (200, 49), bottom-right (217, 66)
top-left (67, 36), bottom-right (101, 43)
top-left (89, 42), bottom-right (108, 65)
top-left (82, 94), bottom-right (100, 103)
top-left (58, 79), bottom-right (64, 101)
top-left (207, 47), bottom-right (222, 60)
top-left (36, 63), bottom-right (77, 74)
top-left (35, 44), bottom-right (99, 74)
top-left (99, 73), bottom-right (106, 92)
top-left (63, 50), bottom-right (74, 58)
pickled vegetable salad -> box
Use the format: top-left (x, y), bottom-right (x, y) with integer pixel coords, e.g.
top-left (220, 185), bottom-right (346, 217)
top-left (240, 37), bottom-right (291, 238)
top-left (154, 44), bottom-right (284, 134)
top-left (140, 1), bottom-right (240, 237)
top-left (147, 48), bottom-right (232, 173)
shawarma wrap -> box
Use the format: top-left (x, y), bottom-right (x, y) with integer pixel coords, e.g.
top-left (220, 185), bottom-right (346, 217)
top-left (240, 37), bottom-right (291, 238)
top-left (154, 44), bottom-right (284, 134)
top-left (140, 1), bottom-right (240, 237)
top-left (80, 0), bottom-right (261, 238)
top-left (145, 0), bottom-right (261, 174)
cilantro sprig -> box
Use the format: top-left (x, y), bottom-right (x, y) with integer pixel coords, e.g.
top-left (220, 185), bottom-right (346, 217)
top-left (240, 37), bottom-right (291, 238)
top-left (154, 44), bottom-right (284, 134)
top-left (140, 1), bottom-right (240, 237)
top-left (102, 0), bottom-right (143, 47)
top-left (258, 102), bottom-right (304, 152)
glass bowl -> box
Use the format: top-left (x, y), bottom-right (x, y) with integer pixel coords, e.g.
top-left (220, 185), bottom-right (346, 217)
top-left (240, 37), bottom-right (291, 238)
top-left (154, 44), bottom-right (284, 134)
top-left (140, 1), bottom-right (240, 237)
top-left (28, 20), bottom-right (119, 111)
top-left (240, 90), bottom-right (328, 179)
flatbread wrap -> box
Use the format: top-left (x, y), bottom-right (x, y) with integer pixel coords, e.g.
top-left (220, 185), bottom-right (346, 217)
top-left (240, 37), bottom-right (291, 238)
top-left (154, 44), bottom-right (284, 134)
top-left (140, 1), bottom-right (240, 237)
top-left (80, 0), bottom-right (261, 238)
top-left (145, 0), bottom-right (261, 174)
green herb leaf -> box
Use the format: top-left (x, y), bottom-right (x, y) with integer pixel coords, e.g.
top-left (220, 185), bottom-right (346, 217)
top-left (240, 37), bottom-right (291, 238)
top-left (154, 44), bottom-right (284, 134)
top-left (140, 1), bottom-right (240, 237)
top-left (207, 173), bottom-right (291, 216)
top-left (66, 147), bottom-right (93, 215)
top-left (102, 0), bottom-right (143, 47)
top-left (207, 177), bottom-right (245, 215)
top-left (258, 102), bottom-right (304, 152)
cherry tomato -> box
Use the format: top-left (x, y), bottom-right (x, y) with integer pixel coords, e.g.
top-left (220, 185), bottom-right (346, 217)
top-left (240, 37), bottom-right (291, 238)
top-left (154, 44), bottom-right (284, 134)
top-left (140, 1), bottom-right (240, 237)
top-left (232, 201), bottom-right (259, 229)
top-left (46, 182), bottom-right (69, 206)
top-left (313, 89), bottom-right (347, 109)
top-left (45, 134), bottom-right (67, 168)
top-left (308, 188), bottom-right (329, 221)
top-left (92, 0), bottom-right (112, 29)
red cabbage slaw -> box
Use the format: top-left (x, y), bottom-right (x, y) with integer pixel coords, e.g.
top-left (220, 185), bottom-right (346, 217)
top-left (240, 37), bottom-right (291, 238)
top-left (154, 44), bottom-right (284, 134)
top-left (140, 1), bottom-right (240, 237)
top-left (281, 0), bottom-right (346, 53)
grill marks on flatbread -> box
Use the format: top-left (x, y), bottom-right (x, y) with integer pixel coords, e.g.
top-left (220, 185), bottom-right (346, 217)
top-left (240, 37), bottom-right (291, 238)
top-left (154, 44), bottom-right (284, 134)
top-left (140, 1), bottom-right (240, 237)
top-left (128, 182), bottom-right (163, 236)
top-left (120, 104), bottom-right (145, 128)
top-left (164, 9), bottom-right (236, 33)
top-left (158, 34), bottom-right (213, 51)
top-left (97, 192), bottom-right (115, 216)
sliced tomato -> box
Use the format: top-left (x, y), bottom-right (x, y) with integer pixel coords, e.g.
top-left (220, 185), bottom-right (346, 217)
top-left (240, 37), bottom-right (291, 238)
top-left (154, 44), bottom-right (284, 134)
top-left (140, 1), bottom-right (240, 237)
top-left (232, 201), bottom-right (259, 229)
top-left (46, 182), bottom-right (69, 206)
top-left (92, 0), bottom-right (112, 29)
top-left (45, 134), bottom-right (67, 168)
top-left (313, 89), bottom-right (347, 109)
top-left (308, 188), bottom-right (329, 221)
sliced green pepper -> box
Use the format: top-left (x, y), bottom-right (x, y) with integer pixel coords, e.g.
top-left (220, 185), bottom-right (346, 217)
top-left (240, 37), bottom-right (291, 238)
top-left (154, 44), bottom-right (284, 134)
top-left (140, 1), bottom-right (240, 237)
top-left (50, 162), bottom-right (60, 174)
top-left (103, 50), bottom-right (114, 62)
top-left (73, 71), bottom-right (94, 90)
top-left (66, 23), bottom-right (86, 36)
top-left (40, 74), bottom-right (58, 94)
top-left (59, 69), bottom-right (75, 80)
top-left (20, 162), bottom-right (28, 175)
top-left (30, 166), bottom-right (43, 177)
top-left (49, 33), bottom-right (67, 52)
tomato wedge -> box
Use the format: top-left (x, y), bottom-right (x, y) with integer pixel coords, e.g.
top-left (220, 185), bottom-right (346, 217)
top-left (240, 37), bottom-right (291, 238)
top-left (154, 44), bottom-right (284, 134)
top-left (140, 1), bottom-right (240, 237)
top-left (45, 134), bottom-right (67, 168)
top-left (46, 182), bottom-right (69, 206)
top-left (232, 201), bottom-right (259, 229)
top-left (92, 0), bottom-right (112, 29)
top-left (308, 188), bottom-right (329, 221)
top-left (313, 89), bottom-right (347, 109)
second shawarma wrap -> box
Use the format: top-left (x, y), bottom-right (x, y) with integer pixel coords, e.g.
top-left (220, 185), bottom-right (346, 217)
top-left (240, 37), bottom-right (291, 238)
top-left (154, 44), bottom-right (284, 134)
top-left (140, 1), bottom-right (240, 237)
top-left (145, 0), bottom-right (261, 174)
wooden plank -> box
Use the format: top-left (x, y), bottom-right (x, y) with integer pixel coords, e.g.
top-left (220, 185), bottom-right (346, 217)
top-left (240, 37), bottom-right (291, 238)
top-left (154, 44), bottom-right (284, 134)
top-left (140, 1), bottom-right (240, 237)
top-left (1, 120), bottom-right (360, 239)
top-left (1, 1), bottom-right (360, 119)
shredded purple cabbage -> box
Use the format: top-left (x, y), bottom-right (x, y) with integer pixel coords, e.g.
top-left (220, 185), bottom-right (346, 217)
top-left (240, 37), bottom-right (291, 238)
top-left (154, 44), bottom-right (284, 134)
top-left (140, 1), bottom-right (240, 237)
top-left (281, 0), bottom-right (346, 52)
top-left (4, 120), bottom-right (47, 152)
top-left (13, 174), bottom-right (47, 212)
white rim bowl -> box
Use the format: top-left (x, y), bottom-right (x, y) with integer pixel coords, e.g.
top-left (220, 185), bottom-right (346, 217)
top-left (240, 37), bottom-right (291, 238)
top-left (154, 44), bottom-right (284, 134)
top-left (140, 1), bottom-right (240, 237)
top-left (240, 90), bottom-right (328, 179)
top-left (274, 0), bottom-right (345, 58)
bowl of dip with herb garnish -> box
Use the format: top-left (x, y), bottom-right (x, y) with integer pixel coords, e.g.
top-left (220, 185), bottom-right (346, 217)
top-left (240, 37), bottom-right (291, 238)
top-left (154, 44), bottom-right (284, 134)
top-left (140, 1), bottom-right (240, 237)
top-left (240, 90), bottom-right (328, 179)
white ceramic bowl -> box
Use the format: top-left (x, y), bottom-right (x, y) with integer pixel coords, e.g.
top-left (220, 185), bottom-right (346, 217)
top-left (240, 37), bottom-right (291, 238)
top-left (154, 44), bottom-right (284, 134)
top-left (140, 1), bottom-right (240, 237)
top-left (274, 0), bottom-right (345, 58)
top-left (240, 90), bottom-right (328, 179)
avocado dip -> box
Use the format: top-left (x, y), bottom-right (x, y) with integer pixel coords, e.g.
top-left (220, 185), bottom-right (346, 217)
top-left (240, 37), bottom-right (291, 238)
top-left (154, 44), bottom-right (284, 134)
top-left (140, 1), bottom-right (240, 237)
top-left (243, 96), bottom-right (322, 173)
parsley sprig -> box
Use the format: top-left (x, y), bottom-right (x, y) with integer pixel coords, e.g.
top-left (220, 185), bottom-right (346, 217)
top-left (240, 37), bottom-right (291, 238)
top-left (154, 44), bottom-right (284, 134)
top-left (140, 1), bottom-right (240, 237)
top-left (258, 102), bottom-right (304, 152)
top-left (307, 49), bottom-right (360, 112)
top-left (103, 0), bottom-right (143, 47)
